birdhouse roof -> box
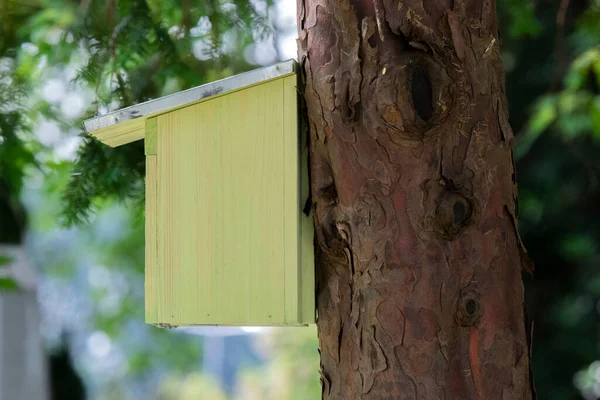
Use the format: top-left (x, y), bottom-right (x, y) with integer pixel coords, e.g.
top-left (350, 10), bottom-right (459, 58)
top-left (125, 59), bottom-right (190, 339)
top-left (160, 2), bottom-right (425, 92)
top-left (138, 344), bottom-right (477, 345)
top-left (83, 59), bottom-right (297, 147)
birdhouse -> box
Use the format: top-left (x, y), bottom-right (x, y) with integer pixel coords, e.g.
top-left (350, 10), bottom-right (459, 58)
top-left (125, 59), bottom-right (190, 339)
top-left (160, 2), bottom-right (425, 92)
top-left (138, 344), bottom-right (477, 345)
top-left (83, 60), bottom-right (315, 327)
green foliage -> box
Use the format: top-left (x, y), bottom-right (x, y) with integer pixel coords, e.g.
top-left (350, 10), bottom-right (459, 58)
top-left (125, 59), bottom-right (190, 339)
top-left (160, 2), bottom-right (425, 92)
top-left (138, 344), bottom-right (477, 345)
top-left (0, 255), bottom-right (13, 266)
top-left (515, 96), bottom-right (557, 159)
top-left (591, 97), bottom-right (600, 139)
top-left (0, 0), bottom-right (275, 224)
top-left (0, 0), bottom-right (277, 396)
top-left (565, 47), bottom-right (600, 89)
top-left (151, 328), bottom-right (320, 400)
top-left (506, 2), bottom-right (600, 399)
top-left (517, 46), bottom-right (600, 160)
top-left (53, 0), bottom-right (271, 222)
top-left (157, 373), bottom-right (229, 400)
top-left (0, 74), bottom-right (37, 198)
top-left (1, 0), bottom-right (600, 399)
top-left (61, 137), bottom-right (145, 225)
top-left (237, 327), bottom-right (320, 400)
top-left (0, 112), bottom-right (37, 193)
top-left (0, 277), bottom-right (19, 290)
top-left (561, 233), bottom-right (597, 261)
top-left (571, 2), bottom-right (600, 52)
top-left (502, 0), bottom-right (543, 39)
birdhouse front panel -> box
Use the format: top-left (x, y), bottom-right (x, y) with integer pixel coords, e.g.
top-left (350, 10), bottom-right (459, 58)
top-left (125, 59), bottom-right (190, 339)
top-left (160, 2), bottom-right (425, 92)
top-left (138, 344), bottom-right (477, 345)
top-left (83, 61), bottom-right (315, 327)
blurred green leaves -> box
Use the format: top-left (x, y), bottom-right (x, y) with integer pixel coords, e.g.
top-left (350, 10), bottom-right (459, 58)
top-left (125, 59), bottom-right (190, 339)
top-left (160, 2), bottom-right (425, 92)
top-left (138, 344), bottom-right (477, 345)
top-left (1, 0), bottom-right (600, 399)
top-left (237, 327), bottom-right (320, 400)
top-left (0, 1), bottom-right (277, 397)
top-left (153, 327), bottom-right (320, 400)
top-left (516, 46), bottom-right (600, 160)
top-left (562, 234), bottom-right (597, 261)
top-left (565, 47), bottom-right (600, 90)
top-left (516, 96), bottom-right (557, 159)
top-left (0, 255), bottom-right (13, 266)
top-left (591, 97), bottom-right (600, 138)
top-left (504, 0), bottom-right (543, 39)
top-left (2, 0), bottom-right (277, 225)
top-left (158, 372), bottom-right (229, 400)
top-left (38, 0), bottom-right (275, 224)
top-left (0, 277), bottom-right (19, 291)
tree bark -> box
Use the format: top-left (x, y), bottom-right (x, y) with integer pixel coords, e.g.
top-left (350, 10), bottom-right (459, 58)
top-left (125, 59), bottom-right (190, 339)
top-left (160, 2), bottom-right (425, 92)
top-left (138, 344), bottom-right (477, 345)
top-left (297, 0), bottom-right (535, 399)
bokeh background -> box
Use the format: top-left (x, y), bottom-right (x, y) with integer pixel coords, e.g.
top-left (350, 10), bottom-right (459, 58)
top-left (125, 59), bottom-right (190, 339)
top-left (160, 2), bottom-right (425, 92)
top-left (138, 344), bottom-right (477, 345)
top-left (0, 0), bottom-right (599, 399)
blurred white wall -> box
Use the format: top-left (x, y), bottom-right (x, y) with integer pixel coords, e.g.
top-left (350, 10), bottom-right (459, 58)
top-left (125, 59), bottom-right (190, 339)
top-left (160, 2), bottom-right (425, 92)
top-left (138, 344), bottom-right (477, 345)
top-left (0, 245), bottom-right (48, 400)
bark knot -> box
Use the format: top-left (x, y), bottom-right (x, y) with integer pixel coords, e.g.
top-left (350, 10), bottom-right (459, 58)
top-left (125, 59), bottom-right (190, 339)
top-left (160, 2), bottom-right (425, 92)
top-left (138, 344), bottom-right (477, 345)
top-left (435, 190), bottom-right (473, 239)
top-left (455, 288), bottom-right (482, 327)
top-left (411, 67), bottom-right (433, 121)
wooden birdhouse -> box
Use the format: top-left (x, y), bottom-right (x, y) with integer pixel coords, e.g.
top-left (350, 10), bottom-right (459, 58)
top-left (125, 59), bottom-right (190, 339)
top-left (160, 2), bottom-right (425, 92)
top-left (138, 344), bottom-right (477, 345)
top-left (83, 60), bottom-right (315, 327)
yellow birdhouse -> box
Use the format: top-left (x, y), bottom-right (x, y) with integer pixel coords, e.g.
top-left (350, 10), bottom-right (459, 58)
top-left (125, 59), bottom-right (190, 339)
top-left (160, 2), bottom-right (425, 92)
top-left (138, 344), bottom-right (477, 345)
top-left (84, 60), bottom-right (315, 327)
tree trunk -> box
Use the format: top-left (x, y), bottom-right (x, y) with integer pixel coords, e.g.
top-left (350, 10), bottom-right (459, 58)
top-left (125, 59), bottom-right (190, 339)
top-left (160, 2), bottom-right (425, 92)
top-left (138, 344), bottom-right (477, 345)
top-left (297, 0), bottom-right (535, 398)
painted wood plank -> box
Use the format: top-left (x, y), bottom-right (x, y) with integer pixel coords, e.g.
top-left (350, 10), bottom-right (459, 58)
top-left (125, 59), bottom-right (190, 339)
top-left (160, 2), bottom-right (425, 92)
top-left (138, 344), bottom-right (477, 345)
top-left (153, 79), bottom-right (289, 325)
top-left (145, 118), bottom-right (157, 155)
top-left (244, 77), bottom-right (285, 325)
top-left (91, 118), bottom-right (145, 143)
top-left (282, 75), bottom-right (300, 324)
top-left (145, 155), bottom-right (158, 323)
top-left (156, 116), bottom-right (174, 324)
top-left (102, 127), bottom-right (146, 147)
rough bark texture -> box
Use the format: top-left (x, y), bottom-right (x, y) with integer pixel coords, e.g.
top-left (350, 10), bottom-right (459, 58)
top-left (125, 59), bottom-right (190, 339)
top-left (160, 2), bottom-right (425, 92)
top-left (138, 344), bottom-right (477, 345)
top-left (297, 0), bottom-right (535, 398)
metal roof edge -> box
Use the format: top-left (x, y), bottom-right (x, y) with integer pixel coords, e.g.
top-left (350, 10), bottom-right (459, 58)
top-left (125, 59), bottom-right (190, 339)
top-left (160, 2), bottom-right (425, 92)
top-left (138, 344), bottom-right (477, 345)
top-left (83, 59), bottom-right (298, 135)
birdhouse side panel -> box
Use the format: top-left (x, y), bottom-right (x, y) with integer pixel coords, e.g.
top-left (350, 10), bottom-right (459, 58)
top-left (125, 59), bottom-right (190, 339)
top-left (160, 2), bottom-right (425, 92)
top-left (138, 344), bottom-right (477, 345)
top-left (151, 79), bottom-right (291, 325)
top-left (145, 118), bottom-right (157, 155)
top-left (282, 75), bottom-right (301, 324)
top-left (145, 153), bottom-right (159, 323)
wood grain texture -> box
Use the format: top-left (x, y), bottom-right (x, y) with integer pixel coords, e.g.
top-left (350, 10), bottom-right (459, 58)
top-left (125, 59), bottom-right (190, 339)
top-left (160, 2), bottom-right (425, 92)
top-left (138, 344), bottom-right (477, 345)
top-left (145, 118), bottom-right (157, 155)
top-left (145, 77), bottom-right (314, 326)
top-left (145, 155), bottom-right (158, 322)
top-left (298, 0), bottom-right (534, 398)
top-left (102, 128), bottom-right (146, 147)
top-left (284, 75), bottom-right (301, 324)
top-left (91, 119), bottom-right (145, 145)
